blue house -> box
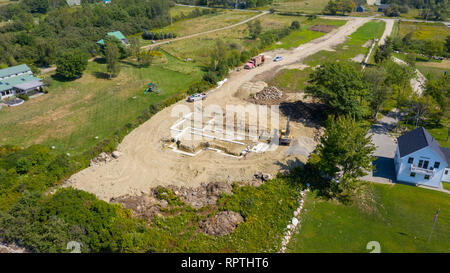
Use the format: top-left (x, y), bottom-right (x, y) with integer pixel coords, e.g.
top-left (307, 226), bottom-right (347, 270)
top-left (394, 127), bottom-right (450, 188)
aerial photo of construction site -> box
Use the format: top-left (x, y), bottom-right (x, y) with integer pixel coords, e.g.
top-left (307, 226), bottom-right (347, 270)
top-left (0, 0), bottom-right (449, 259)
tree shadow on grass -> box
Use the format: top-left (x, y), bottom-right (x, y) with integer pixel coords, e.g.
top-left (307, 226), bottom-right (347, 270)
top-left (91, 72), bottom-right (110, 79)
top-left (93, 57), bottom-right (106, 64)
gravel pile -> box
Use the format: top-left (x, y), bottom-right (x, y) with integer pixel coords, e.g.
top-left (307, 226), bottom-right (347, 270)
top-left (250, 86), bottom-right (284, 105)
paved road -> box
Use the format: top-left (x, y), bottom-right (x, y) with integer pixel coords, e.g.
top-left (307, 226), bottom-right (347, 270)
top-left (363, 110), bottom-right (399, 183)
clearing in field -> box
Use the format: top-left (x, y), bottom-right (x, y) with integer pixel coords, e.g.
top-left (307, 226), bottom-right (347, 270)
top-left (0, 52), bottom-right (203, 155)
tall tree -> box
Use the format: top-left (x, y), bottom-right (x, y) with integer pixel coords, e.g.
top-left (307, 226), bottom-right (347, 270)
top-left (363, 66), bottom-right (392, 119)
top-left (247, 19), bottom-right (262, 40)
top-left (313, 115), bottom-right (375, 195)
top-left (129, 37), bottom-right (141, 64)
top-left (56, 50), bottom-right (88, 80)
top-left (105, 40), bottom-right (120, 79)
top-left (305, 62), bottom-right (369, 119)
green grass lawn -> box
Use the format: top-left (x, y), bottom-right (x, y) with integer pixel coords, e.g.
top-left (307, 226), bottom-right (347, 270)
top-left (304, 20), bottom-right (386, 67)
top-left (443, 183), bottom-right (450, 191)
top-left (0, 52), bottom-right (203, 155)
top-left (288, 183), bottom-right (450, 252)
top-left (269, 67), bottom-right (313, 92)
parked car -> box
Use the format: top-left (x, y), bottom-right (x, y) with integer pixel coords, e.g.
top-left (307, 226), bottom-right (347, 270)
top-left (187, 93), bottom-right (206, 102)
top-left (273, 56), bottom-right (283, 62)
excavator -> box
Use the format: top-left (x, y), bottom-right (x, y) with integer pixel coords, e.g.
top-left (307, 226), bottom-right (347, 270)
top-left (279, 116), bottom-right (292, 146)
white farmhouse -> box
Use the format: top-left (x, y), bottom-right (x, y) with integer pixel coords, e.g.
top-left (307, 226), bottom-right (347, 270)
top-left (394, 127), bottom-right (450, 188)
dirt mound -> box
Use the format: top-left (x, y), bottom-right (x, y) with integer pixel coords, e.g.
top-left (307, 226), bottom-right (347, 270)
top-left (111, 193), bottom-right (162, 223)
top-left (248, 86), bottom-right (285, 105)
top-left (309, 25), bottom-right (338, 33)
top-left (235, 81), bottom-right (267, 100)
top-left (112, 181), bottom-right (234, 220)
top-left (280, 100), bottom-right (326, 125)
top-left (199, 211), bottom-right (244, 236)
top-left (167, 181), bottom-right (233, 209)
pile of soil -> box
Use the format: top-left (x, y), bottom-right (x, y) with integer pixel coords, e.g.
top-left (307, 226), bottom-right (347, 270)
top-left (248, 86), bottom-right (285, 105)
top-left (279, 100), bottom-right (327, 126)
top-left (198, 211), bottom-right (244, 236)
top-left (309, 25), bottom-right (337, 33)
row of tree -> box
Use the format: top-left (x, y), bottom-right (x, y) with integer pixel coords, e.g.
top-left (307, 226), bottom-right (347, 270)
top-left (142, 31), bottom-right (177, 40)
top-left (0, 0), bottom-right (172, 68)
top-left (175, 0), bottom-right (274, 9)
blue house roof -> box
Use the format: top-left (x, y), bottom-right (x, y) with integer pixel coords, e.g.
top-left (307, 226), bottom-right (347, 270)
top-left (397, 127), bottom-right (450, 165)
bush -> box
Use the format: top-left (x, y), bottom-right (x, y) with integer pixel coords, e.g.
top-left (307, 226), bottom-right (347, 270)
top-left (17, 94), bottom-right (29, 101)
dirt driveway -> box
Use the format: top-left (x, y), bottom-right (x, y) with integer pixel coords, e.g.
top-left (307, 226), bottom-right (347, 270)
top-left (66, 18), bottom-right (372, 201)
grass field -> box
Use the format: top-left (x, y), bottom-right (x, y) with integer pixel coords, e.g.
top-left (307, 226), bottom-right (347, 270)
top-left (304, 20), bottom-right (386, 66)
top-left (397, 21), bottom-right (449, 42)
top-left (0, 52), bottom-right (203, 155)
top-left (265, 18), bottom-right (347, 50)
top-left (271, 0), bottom-right (329, 13)
top-left (288, 183), bottom-right (450, 252)
top-left (0, 0), bottom-right (14, 6)
top-left (133, 9), bottom-right (256, 46)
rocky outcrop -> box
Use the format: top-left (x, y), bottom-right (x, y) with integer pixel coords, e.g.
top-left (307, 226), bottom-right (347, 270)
top-left (199, 211), bottom-right (244, 236)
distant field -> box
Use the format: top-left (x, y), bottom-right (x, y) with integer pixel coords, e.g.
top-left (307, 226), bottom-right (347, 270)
top-left (161, 14), bottom-right (349, 65)
top-left (0, 52), bottom-right (203, 155)
top-left (265, 17), bottom-right (347, 50)
top-left (271, 0), bottom-right (329, 13)
top-left (397, 21), bottom-right (449, 42)
top-left (288, 183), bottom-right (450, 252)
top-left (0, 0), bottom-right (14, 6)
top-left (133, 9), bottom-right (256, 46)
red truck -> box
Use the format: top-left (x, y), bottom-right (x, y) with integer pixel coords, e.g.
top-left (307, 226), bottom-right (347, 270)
top-left (244, 55), bottom-right (265, 69)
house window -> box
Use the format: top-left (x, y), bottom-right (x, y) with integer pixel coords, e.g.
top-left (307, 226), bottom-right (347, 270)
top-left (410, 172), bottom-right (416, 177)
top-left (424, 175), bottom-right (430, 180)
top-left (445, 170), bottom-right (449, 175)
top-left (434, 162), bottom-right (440, 169)
top-left (408, 157), bottom-right (414, 164)
top-left (418, 160), bottom-right (424, 167)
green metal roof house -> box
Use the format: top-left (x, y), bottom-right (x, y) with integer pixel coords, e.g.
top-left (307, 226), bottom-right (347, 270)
top-left (97, 31), bottom-right (128, 46)
top-left (0, 64), bottom-right (44, 100)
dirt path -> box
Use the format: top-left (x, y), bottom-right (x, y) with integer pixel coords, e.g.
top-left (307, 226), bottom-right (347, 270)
top-left (66, 18), bottom-right (371, 201)
top-left (392, 56), bottom-right (426, 96)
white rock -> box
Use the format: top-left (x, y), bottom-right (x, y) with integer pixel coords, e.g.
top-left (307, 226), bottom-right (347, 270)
top-left (292, 217), bottom-right (299, 226)
top-left (112, 151), bottom-right (122, 159)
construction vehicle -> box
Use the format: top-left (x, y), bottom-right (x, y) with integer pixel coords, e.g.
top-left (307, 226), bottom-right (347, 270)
top-left (279, 116), bottom-right (292, 145)
top-left (244, 55), bottom-right (265, 69)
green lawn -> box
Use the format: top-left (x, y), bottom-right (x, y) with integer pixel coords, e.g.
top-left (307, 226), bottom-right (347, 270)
top-left (443, 183), bottom-right (450, 191)
top-left (0, 52), bottom-right (203, 155)
top-left (269, 67), bottom-right (313, 92)
top-left (288, 183), bottom-right (450, 252)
